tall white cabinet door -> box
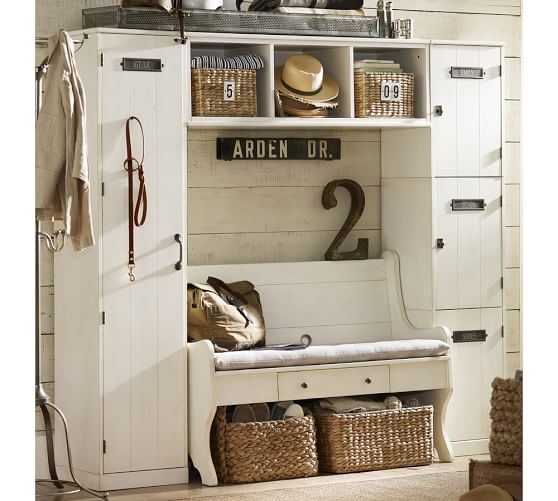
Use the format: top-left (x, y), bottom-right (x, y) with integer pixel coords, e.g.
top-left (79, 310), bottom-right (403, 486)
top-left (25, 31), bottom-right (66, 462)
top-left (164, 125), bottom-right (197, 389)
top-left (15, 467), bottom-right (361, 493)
top-left (435, 177), bottom-right (502, 310)
top-left (431, 45), bottom-right (502, 177)
top-left (101, 34), bottom-right (186, 474)
top-left (437, 308), bottom-right (504, 442)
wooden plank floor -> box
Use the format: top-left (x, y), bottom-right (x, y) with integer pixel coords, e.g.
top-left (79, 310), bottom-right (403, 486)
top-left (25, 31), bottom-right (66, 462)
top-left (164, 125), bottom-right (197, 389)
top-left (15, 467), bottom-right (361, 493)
top-left (37, 455), bottom-right (488, 500)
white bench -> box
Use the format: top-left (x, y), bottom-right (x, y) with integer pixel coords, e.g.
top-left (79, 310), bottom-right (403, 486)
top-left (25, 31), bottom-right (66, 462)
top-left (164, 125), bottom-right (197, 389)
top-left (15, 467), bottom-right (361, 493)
top-left (187, 251), bottom-right (455, 486)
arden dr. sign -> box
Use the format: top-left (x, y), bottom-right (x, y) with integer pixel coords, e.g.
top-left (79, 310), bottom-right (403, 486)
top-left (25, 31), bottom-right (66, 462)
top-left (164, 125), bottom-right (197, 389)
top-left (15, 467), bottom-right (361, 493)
top-left (216, 138), bottom-right (341, 161)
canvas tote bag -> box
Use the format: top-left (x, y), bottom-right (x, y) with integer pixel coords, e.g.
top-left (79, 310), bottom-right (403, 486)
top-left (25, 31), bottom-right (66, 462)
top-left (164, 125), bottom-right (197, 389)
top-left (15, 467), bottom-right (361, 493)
top-left (187, 277), bottom-right (266, 351)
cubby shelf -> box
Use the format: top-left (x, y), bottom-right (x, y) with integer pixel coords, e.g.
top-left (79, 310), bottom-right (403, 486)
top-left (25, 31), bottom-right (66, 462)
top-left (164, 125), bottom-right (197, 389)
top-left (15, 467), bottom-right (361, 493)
top-left (186, 116), bottom-right (431, 130)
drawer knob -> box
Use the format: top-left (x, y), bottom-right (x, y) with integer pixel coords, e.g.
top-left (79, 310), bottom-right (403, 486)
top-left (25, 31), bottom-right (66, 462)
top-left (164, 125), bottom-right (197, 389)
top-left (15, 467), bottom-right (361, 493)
top-left (301, 382), bottom-right (308, 389)
top-left (365, 378), bottom-right (372, 384)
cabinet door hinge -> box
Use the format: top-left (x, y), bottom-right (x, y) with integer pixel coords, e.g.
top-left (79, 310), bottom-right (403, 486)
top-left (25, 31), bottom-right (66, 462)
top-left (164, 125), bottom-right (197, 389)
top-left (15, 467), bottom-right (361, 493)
top-left (100, 53), bottom-right (104, 67)
top-left (103, 440), bottom-right (107, 454)
top-left (101, 182), bottom-right (105, 196)
top-left (102, 311), bottom-right (106, 325)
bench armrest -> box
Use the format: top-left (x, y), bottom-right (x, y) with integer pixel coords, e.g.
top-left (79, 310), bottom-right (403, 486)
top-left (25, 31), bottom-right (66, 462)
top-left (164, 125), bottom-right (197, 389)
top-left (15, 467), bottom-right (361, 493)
top-left (382, 250), bottom-right (451, 345)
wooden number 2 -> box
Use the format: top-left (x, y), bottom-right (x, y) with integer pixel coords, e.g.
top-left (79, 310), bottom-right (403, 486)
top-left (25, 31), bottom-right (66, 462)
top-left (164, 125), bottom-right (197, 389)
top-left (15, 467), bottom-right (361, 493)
top-left (322, 179), bottom-right (369, 261)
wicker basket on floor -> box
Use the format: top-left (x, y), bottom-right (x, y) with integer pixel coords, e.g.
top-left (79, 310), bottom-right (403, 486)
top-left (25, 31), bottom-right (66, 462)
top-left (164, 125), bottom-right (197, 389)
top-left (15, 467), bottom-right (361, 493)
top-left (354, 71), bottom-right (414, 118)
top-left (469, 460), bottom-right (522, 493)
top-left (210, 406), bottom-right (318, 484)
top-left (315, 406), bottom-right (434, 474)
top-left (191, 68), bottom-right (257, 117)
top-left (489, 377), bottom-right (522, 466)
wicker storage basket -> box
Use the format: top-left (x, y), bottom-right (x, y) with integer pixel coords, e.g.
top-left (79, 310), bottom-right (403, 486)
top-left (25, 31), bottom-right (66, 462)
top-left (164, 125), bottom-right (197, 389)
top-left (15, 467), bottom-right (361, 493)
top-left (469, 460), bottom-right (522, 492)
top-left (191, 68), bottom-right (257, 117)
top-left (489, 377), bottom-right (522, 466)
top-left (354, 71), bottom-right (414, 118)
top-left (315, 406), bottom-right (433, 474)
top-left (211, 407), bottom-right (318, 484)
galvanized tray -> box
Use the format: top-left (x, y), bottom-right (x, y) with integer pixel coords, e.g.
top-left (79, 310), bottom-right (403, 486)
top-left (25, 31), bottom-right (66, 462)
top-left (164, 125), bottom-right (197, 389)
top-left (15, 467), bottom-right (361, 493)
top-left (83, 6), bottom-right (379, 38)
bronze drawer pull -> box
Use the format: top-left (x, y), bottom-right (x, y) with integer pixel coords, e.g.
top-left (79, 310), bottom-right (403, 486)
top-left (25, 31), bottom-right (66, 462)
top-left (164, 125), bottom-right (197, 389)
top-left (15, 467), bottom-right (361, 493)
top-left (365, 377), bottom-right (372, 384)
top-left (301, 382), bottom-right (308, 389)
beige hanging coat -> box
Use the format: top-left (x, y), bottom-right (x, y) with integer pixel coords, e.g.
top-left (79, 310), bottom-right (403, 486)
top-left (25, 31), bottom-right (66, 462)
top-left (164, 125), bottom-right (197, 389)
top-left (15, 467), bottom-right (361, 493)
top-left (36, 30), bottom-right (94, 251)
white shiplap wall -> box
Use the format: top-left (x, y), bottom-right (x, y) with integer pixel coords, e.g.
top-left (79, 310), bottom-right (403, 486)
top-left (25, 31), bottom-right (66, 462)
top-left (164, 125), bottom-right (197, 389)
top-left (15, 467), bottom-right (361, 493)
top-left (35, 0), bottom-right (522, 469)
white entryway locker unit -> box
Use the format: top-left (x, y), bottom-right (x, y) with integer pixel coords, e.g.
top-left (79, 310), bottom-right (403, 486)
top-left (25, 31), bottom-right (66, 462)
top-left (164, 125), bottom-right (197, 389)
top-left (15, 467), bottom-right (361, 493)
top-left (53, 30), bottom-right (505, 489)
top-left (54, 33), bottom-right (187, 490)
top-left (382, 43), bottom-right (505, 456)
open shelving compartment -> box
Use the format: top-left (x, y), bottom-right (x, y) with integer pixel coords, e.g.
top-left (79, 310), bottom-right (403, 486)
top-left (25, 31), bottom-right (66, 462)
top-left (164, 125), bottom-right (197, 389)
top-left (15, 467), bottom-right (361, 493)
top-left (188, 40), bottom-right (274, 119)
top-left (352, 42), bottom-right (430, 121)
top-left (186, 36), bottom-right (430, 129)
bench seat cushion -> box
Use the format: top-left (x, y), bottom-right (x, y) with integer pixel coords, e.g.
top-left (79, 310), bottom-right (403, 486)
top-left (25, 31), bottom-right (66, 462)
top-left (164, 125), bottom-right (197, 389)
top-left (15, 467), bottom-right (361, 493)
top-left (214, 339), bottom-right (450, 371)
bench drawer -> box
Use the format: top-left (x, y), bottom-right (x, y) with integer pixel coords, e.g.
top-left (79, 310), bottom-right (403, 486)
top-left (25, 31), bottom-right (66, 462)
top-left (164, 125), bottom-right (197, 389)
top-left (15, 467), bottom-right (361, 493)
top-left (278, 366), bottom-right (390, 401)
top-left (216, 372), bottom-right (278, 406)
top-left (390, 361), bottom-right (449, 392)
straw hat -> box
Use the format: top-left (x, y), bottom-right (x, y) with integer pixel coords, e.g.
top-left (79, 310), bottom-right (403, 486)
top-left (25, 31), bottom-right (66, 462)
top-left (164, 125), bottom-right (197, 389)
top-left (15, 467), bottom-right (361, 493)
top-left (275, 54), bottom-right (339, 103)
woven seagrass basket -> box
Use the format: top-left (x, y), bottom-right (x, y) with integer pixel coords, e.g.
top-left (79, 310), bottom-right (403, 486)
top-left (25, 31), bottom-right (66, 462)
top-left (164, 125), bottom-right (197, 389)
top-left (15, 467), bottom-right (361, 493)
top-left (315, 406), bottom-right (433, 473)
top-left (191, 68), bottom-right (257, 117)
top-left (211, 406), bottom-right (318, 484)
top-left (469, 460), bottom-right (522, 491)
top-left (354, 71), bottom-right (414, 118)
top-left (489, 377), bottom-right (522, 466)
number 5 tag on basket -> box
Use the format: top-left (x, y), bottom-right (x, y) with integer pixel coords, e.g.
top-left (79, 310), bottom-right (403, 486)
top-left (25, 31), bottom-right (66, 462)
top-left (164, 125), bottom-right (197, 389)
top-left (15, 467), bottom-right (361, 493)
top-left (187, 277), bottom-right (266, 352)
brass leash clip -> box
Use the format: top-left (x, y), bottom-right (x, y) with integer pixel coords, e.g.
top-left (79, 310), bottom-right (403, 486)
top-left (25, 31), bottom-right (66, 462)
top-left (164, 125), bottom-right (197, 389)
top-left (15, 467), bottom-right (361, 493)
top-left (128, 264), bottom-right (136, 282)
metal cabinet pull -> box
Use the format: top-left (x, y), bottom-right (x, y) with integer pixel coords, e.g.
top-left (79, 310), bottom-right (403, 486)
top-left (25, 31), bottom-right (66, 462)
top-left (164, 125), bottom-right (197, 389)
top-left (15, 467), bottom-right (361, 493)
top-left (174, 233), bottom-right (183, 270)
top-left (365, 377), bottom-right (372, 384)
top-left (301, 382), bottom-right (308, 389)
top-left (434, 105), bottom-right (443, 116)
top-left (436, 238), bottom-right (445, 249)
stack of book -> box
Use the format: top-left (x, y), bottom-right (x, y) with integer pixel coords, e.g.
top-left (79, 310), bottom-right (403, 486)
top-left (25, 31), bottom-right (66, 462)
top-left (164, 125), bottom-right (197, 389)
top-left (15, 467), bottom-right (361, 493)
top-left (354, 59), bottom-right (402, 73)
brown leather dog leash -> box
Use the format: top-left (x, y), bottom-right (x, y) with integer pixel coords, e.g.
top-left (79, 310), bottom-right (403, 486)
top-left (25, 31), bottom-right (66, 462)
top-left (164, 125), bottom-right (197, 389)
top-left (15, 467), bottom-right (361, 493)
top-left (123, 116), bottom-right (147, 281)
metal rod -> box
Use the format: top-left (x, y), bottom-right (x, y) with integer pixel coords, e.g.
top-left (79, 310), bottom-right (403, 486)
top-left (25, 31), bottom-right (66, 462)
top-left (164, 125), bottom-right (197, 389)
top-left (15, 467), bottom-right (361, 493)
top-left (35, 34), bottom-right (89, 47)
top-left (36, 403), bottom-right (110, 500)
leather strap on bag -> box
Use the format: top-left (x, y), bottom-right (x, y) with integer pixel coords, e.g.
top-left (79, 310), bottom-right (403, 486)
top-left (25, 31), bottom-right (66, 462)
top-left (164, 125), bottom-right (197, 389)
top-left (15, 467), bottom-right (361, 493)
top-left (124, 116), bottom-right (148, 281)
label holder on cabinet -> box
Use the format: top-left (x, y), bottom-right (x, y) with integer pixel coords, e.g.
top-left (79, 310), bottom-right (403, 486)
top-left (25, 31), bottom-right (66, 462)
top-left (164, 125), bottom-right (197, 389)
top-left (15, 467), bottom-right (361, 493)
top-left (451, 199), bottom-right (486, 211)
top-left (452, 330), bottom-right (488, 343)
top-left (450, 67), bottom-right (484, 79)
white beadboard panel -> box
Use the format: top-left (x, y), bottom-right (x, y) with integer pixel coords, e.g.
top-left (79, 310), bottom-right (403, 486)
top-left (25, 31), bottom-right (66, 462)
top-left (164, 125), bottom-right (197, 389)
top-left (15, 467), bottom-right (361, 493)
top-left (35, 0), bottom-right (116, 36)
top-left (435, 177), bottom-right (502, 310)
top-left (505, 58), bottom-right (521, 100)
top-left (187, 229), bottom-right (382, 266)
top-left (436, 308), bottom-right (504, 442)
top-left (505, 352), bottom-right (521, 379)
top-left (505, 309), bottom-right (521, 353)
top-left (101, 34), bottom-right (186, 474)
top-left (504, 184), bottom-right (521, 226)
top-left (431, 45), bottom-right (502, 177)
top-left (366, 10), bottom-right (521, 57)
top-left (35, 383), bottom-right (55, 432)
top-left (365, 0), bottom-right (521, 16)
top-left (40, 286), bottom-right (54, 334)
top-left (504, 267), bottom-right (521, 309)
top-left (503, 142), bottom-right (521, 184)
top-left (188, 140), bottom-right (381, 188)
top-left (41, 334), bottom-right (55, 383)
top-left (504, 226), bottom-right (521, 268)
top-left (505, 100), bottom-right (521, 142)
top-left (188, 186), bottom-right (381, 234)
